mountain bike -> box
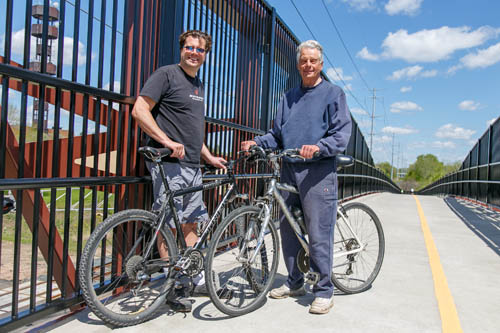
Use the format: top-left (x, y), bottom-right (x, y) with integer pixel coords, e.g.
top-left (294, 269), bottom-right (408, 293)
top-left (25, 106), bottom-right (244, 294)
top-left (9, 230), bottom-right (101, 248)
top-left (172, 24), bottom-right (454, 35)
top-left (78, 146), bottom-right (268, 327)
top-left (204, 146), bottom-right (385, 316)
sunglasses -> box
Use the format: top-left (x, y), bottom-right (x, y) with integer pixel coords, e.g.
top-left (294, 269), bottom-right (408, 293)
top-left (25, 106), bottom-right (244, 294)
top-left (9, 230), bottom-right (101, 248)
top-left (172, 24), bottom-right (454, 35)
top-left (183, 46), bottom-right (206, 54)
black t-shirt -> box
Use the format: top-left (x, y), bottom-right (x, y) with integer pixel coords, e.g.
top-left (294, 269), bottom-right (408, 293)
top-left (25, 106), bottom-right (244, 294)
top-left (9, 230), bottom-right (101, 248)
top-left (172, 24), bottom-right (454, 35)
top-left (140, 64), bottom-right (205, 166)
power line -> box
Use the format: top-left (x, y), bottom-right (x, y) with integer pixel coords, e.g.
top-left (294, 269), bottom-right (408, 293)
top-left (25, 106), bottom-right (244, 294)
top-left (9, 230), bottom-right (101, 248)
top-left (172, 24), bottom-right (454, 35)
top-left (320, 0), bottom-right (371, 92)
top-left (289, 0), bottom-right (367, 111)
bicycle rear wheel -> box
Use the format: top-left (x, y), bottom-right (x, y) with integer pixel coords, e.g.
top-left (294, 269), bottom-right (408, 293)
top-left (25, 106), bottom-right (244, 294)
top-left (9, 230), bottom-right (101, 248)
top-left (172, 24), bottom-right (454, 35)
top-left (79, 209), bottom-right (178, 327)
top-left (332, 202), bottom-right (385, 294)
top-left (205, 205), bottom-right (280, 316)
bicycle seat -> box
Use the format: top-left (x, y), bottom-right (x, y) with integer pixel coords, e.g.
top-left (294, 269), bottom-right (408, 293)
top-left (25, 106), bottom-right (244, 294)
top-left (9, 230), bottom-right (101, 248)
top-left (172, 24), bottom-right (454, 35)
top-left (138, 146), bottom-right (172, 160)
top-left (336, 155), bottom-right (354, 170)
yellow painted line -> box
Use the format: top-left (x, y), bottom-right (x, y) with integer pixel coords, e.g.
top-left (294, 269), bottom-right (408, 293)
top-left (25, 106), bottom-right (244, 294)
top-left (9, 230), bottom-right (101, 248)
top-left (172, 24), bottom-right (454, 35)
top-left (413, 195), bottom-right (463, 333)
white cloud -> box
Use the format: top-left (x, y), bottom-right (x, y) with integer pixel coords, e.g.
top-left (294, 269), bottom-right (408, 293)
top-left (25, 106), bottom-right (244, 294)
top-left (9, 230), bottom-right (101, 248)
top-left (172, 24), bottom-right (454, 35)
top-left (360, 26), bottom-right (500, 63)
top-left (326, 67), bottom-right (353, 82)
top-left (432, 141), bottom-right (456, 149)
top-left (2, 28), bottom-right (92, 67)
top-left (55, 36), bottom-right (92, 66)
top-left (400, 86), bottom-right (412, 93)
top-left (458, 100), bottom-right (481, 111)
top-left (382, 126), bottom-right (418, 134)
top-left (356, 119), bottom-right (371, 129)
top-left (387, 65), bottom-right (436, 80)
top-left (351, 107), bottom-right (368, 116)
top-left (460, 42), bottom-right (500, 69)
top-left (342, 0), bottom-right (376, 11)
top-left (435, 124), bottom-right (476, 140)
top-left (385, 0), bottom-right (423, 16)
top-left (487, 117), bottom-right (498, 127)
top-left (373, 135), bottom-right (393, 143)
top-left (357, 47), bottom-right (380, 61)
top-left (390, 101), bottom-right (423, 113)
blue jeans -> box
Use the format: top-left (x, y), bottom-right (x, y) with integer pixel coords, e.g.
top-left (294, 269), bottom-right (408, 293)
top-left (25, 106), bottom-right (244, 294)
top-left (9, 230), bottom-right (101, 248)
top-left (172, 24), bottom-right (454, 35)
top-left (279, 159), bottom-right (337, 298)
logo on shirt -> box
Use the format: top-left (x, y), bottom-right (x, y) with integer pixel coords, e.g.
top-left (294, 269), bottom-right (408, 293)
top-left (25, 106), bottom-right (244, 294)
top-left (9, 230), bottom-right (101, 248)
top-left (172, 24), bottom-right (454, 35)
top-left (189, 94), bottom-right (204, 102)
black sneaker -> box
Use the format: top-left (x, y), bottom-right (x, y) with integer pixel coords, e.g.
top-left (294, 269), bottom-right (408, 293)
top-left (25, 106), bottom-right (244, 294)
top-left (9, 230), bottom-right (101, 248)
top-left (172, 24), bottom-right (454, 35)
top-left (166, 286), bottom-right (192, 313)
top-left (166, 297), bottom-right (192, 313)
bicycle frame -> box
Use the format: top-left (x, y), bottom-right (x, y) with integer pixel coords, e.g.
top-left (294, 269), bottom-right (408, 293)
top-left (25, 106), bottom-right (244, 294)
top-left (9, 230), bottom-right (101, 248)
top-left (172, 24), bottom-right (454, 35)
top-left (139, 154), bottom-right (247, 269)
top-left (249, 149), bottom-right (365, 265)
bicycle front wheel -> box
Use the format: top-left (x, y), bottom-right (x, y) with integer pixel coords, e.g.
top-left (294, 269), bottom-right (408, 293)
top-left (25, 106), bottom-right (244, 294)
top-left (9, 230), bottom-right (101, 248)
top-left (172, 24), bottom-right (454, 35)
top-left (332, 202), bottom-right (385, 294)
top-left (205, 205), bottom-right (280, 316)
top-left (79, 209), bottom-right (178, 327)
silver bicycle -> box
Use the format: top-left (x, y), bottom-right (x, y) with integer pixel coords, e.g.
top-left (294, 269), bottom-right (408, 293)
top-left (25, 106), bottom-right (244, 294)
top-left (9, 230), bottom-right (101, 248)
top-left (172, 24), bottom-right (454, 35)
top-left (205, 146), bottom-right (385, 316)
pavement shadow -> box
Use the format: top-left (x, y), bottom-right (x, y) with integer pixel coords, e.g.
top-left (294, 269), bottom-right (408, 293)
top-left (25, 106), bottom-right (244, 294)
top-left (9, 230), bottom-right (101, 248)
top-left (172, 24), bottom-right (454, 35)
top-left (444, 196), bottom-right (500, 256)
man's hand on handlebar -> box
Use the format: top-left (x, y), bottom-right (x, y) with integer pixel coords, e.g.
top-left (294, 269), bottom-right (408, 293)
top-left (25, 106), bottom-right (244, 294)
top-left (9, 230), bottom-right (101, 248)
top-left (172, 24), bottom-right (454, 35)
top-left (241, 140), bottom-right (257, 152)
top-left (299, 145), bottom-right (320, 159)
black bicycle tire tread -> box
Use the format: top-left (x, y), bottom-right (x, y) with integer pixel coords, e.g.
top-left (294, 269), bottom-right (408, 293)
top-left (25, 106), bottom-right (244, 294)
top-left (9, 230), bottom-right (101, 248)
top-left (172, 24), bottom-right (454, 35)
top-left (332, 202), bottom-right (385, 294)
top-left (78, 209), bottom-right (177, 327)
top-left (205, 205), bottom-right (280, 316)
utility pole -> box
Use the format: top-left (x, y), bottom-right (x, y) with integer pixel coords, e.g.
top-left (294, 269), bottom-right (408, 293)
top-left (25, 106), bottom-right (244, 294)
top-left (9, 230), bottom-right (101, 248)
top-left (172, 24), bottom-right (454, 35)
top-left (390, 133), bottom-right (395, 180)
top-left (370, 88), bottom-right (377, 152)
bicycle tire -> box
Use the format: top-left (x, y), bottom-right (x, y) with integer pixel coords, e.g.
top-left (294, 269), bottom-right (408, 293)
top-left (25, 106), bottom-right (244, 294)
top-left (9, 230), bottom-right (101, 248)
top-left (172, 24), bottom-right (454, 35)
top-left (331, 202), bottom-right (385, 294)
top-left (79, 209), bottom-right (178, 327)
top-left (205, 205), bottom-right (280, 316)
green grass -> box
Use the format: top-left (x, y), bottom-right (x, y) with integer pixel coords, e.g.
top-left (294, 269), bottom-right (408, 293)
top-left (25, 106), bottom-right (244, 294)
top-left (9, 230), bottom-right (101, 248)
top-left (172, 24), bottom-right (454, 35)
top-left (2, 188), bottom-right (116, 254)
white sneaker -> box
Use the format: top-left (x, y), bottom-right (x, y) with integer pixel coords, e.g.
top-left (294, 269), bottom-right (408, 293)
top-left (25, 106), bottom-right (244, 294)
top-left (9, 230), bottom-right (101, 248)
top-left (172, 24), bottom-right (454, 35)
top-left (309, 296), bottom-right (334, 314)
top-left (269, 284), bottom-right (306, 299)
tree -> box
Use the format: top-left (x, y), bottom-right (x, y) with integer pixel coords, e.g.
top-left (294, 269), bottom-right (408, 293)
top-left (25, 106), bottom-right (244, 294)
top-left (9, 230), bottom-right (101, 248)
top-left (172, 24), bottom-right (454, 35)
top-left (376, 162), bottom-right (393, 178)
top-left (405, 154), bottom-right (445, 189)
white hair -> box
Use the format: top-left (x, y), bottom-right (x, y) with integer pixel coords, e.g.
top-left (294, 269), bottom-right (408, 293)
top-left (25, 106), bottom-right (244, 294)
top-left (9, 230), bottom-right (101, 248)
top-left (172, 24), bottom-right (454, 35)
top-left (296, 40), bottom-right (324, 64)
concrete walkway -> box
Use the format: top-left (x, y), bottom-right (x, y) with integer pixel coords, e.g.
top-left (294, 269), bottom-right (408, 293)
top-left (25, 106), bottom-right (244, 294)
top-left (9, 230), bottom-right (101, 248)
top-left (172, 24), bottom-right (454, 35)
top-left (22, 193), bottom-right (500, 333)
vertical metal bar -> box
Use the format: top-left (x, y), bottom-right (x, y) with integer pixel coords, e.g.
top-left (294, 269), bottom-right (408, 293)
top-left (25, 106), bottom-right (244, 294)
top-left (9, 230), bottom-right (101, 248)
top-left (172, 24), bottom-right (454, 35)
top-left (89, 0), bottom-right (107, 234)
top-left (29, 0), bottom-right (51, 311)
top-left (150, 0), bottom-right (158, 73)
top-left (0, 0), bottom-right (14, 273)
top-left (47, 0), bottom-right (66, 303)
top-left (75, 0), bottom-right (94, 292)
top-left (123, 0), bottom-right (142, 210)
top-left (114, 0), bottom-right (130, 212)
top-left (193, 0), bottom-right (198, 30)
top-left (63, 0), bottom-right (81, 298)
top-left (186, 0), bottom-right (192, 29)
top-left (228, 0), bottom-right (237, 153)
top-left (2, 0), bottom-right (13, 317)
top-left (261, 7), bottom-right (275, 132)
top-left (487, 125), bottom-right (492, 204)
top-left (103, 0), bottom-right (119, 221)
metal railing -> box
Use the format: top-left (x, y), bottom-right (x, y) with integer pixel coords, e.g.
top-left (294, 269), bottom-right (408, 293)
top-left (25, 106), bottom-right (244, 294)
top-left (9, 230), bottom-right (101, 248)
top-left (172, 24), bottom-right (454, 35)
top-left (419, 117), bottom-right (500, 208)
top-left (0, 0), bottom-right (398, 329)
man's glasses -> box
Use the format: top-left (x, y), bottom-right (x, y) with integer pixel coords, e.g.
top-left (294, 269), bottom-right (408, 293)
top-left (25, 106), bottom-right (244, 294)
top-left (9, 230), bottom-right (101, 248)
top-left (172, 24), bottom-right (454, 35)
top-left (183, 46), bottom-right (206, 54)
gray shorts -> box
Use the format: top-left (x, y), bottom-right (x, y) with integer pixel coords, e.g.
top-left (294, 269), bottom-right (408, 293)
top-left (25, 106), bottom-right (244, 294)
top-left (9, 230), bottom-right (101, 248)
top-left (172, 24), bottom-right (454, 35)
top-left (147, 161), bottom-right (208, 228)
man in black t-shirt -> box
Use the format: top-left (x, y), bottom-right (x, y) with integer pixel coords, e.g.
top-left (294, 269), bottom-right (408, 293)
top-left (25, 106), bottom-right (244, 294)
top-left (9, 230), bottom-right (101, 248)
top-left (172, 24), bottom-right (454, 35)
top-left (132, 30), bottom-right (226, 311)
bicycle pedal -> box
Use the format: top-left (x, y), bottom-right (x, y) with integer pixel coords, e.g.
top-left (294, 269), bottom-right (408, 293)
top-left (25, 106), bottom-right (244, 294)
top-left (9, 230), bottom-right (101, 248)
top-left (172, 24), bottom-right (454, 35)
top-left (305, 271), bottom-right (320, 285)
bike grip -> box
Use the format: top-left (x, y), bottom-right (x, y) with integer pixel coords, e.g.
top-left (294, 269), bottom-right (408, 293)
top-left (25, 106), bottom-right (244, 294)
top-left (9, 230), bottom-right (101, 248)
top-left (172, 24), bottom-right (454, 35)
top-left (313, 151), bottom-right (320, 158)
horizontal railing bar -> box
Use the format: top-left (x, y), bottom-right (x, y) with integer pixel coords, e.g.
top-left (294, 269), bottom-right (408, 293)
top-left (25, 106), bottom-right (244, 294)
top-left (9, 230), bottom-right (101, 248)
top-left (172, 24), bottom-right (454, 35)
top-left (0, 172), bottom-right (396, 190)
top-left (0, 63), bottom-right (135, 104)
top-left (420, 179), bottom-right (500, 193)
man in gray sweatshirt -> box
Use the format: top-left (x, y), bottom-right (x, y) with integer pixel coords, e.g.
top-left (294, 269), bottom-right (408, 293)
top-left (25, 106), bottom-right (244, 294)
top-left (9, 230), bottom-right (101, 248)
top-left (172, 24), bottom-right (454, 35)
top-left (241, 40), bottom-right (352, 314)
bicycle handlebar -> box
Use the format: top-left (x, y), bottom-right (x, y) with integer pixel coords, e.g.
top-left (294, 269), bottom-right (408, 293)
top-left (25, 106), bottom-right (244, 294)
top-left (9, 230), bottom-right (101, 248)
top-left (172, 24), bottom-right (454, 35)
top-left (243, 145), bottom-right (354, 169)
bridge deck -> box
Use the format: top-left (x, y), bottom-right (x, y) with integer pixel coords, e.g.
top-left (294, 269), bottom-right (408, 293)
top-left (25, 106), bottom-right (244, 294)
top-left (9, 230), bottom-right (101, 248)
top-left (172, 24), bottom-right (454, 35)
top-left (18, 193), bottom-right (500, 333)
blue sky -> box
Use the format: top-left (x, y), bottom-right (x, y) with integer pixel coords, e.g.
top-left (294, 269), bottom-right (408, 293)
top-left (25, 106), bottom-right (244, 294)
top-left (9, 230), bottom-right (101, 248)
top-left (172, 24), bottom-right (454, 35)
top-left (2, 0), bottom-right (499, 168)
top-left (266, 0), bottom-right (500, 167)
